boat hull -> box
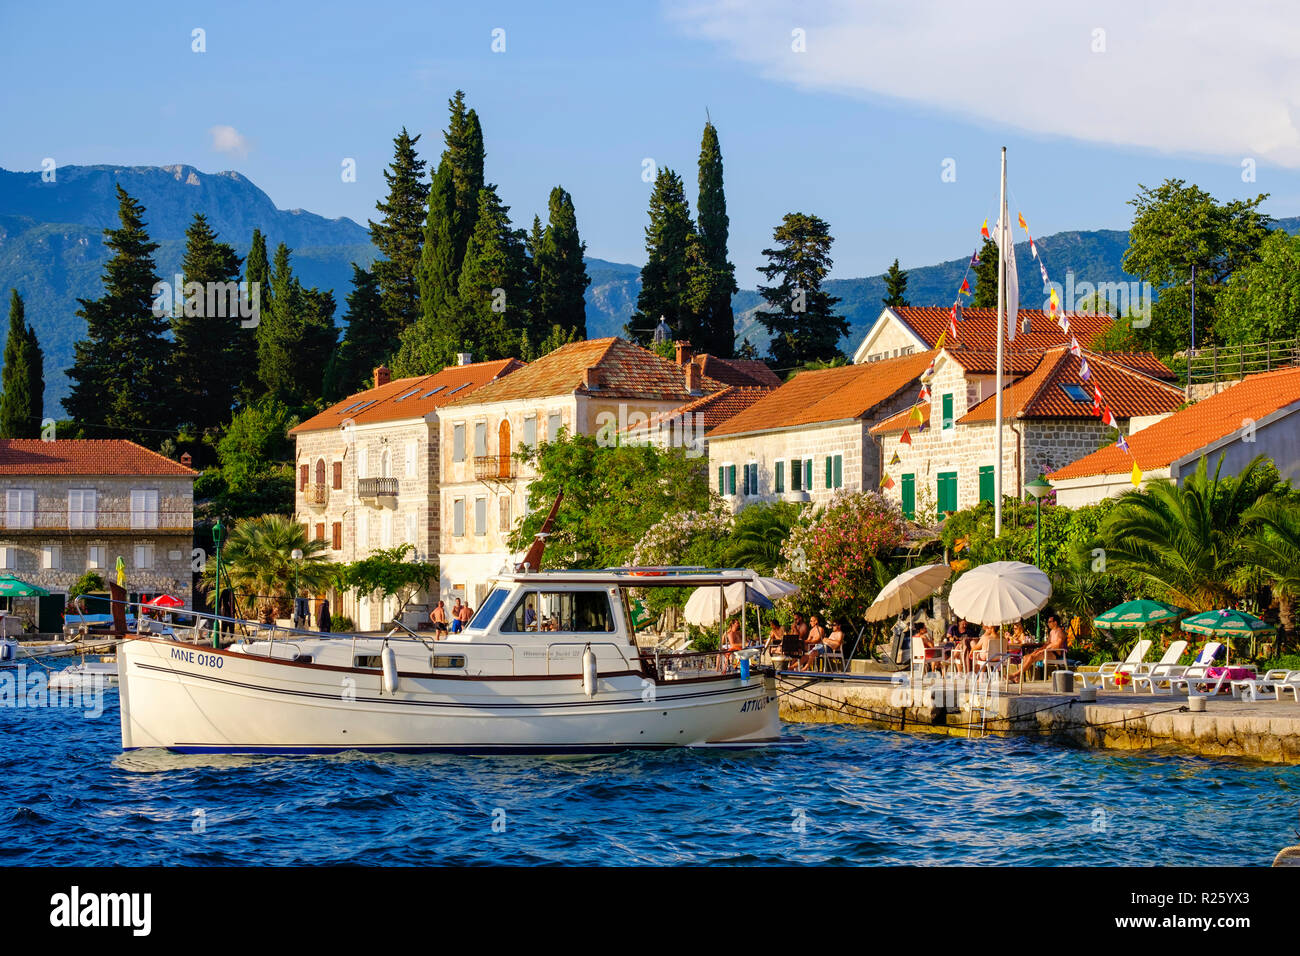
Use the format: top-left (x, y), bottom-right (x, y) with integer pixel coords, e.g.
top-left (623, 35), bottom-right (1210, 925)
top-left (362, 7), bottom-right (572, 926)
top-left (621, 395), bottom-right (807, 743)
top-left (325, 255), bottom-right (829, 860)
top-left (118, 638), bottom-right (783, 754)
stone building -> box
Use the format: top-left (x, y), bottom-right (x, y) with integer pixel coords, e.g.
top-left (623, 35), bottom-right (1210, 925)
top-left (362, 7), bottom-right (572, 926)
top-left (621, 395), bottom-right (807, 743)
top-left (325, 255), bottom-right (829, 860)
top-left (289, 357), bottom-right (524, 630)
top-left (1050, 365), bottom-right (1300, 506)
top-left (0, 439), bottom-right (196, 631)
top-left (870, 346), bottom-right (1185, 518)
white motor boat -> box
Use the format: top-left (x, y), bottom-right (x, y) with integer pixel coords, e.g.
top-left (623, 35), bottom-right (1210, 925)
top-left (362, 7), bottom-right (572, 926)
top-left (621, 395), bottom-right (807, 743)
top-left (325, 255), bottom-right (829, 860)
top-left (49, 658), bottom-right (118, 691)
top-left (118, 568), bottom-right (786, 755)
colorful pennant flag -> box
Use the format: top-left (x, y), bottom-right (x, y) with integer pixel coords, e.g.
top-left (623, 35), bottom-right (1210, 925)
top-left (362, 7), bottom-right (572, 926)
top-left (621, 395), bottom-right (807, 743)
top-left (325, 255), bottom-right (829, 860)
top-left (909, 405), bottom-right (924, 424)
top-left (881, 473), bottom-right (895, 490)
top-left (1069, 336), bottom-right (1081, 357)
top-left (981, 218), bottom-right (990, 239)
top-left (889, 451), bottom-right (901, 465)
top-left (1103, 406), bottom-right (1118, 428)
top-left (1039, 262), bottom-right (1049, 287)
top-left (919, 384), bottom-right (931, 402)
top-left (959, 278), bottom-right (971, 295)
top-left (970, 250), bottom-right (981, 267)
top-left (1017, 211), bottom-right (1028, 231)
top-left (1116, 434), bottom-right (1129, 452)
top-left (900, 428), bottom-right (912, 446)
top-left (1030, 238), bottom-right (1038, 260)
top-left (1130, 460), bottom-right (1142, 488)
top-left (1079, 357), bottom-right (1091, 381)
top-left (934, 331), bottom-right (947, 351)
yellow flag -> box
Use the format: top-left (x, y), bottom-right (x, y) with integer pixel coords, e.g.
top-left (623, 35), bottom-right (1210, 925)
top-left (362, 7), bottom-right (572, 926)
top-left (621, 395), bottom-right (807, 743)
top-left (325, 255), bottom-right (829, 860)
top-left (934, 330), bottom-right (947, 350)
top-left (909, 405), bottom-right (924, 423)
top-left (1130, 460), bottom-right (1142, 487)
top-left (115, 555), bottom-right (126, 587)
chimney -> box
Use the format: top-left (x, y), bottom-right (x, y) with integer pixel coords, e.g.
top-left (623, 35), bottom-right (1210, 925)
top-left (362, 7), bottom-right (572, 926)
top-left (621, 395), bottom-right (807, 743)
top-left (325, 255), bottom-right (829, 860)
top-left (1021, 315), bottom-right (1033, 334)
top-left (685, 361), bottom-right (702, 394)
top-left (179, 452), bottom-right (192, 467)
top-left (583, 366), bottom-right (602, 389)
top-left (674, 341), bottom-right (693, 366)
top-left (373, 365), bottom-right (391, 387)
top-left (457, 352), bottom-right (473, 366)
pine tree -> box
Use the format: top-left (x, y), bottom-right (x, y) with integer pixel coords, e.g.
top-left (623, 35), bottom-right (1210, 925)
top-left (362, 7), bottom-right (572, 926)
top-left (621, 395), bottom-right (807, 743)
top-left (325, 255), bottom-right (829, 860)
top-left (238, 229), bottom-right (271, 400)
top-left (64, 185), bottom-right (174, 445)
top-left (755, 212), bottom-right (846, 369)
top-left (256, 243), bottom-right (337, 406)
top-left (368, 128), bottom-right (429, 343)
top-left (323, 265), bottom-right (387, 400)
top-left (0, 290), bottom-right (44, 438)
top-left (172, 214), bottom-right (244, 434)
top-left (692, 121), bottom-right (737, 356)
top-left (534, 186), bottom-right (589, 340)
top-left (882, 258), bottom-right (909, 308)
top-left (972, 238), bottom-right (1000, 308)
top-left (445, 91), bottom-right (485, 277)
top-left (630, 167), bottom-right (696, 344)
top-left (454, 187), bottom-right (533, 362)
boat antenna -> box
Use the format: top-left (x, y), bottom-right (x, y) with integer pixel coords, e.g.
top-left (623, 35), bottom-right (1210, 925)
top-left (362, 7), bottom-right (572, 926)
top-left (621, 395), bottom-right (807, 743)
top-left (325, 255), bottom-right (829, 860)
top-left (516, 490), bottom-right (565, 572)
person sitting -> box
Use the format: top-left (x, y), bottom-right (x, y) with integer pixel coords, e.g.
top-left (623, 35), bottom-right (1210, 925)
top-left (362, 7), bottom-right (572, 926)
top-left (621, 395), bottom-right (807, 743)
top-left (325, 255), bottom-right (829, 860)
top-left (717, 618), bottom-right (744, 671)
top-left (799, 614), bottom-right (828, 670)
top-left (809, 620), bottom-right (845, 670)
top-left (764, 620), bottom-right (785, 660)
top-left (969, 624), bottom-right (1001, 673)
top-left (913, 621), bottom-right (945, 673)
top-left (946, 617), bottom-right (975, 673)
top-left (1012, 614), bottom-right (1068, 682)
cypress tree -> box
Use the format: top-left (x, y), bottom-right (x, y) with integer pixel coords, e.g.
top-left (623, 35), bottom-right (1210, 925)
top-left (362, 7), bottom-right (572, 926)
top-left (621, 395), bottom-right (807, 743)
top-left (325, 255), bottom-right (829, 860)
top-left (64, 185), bottom-right (174, 446)
top-left (972, 238), bottom-right (1000, 309)
top-left (756, 212), bottom-right (846, 369)
top-left (630, 168), bottom-right (696, 344)
top-left (882, 258), bottom-right (909, 308)
top-left (368, 127), bottom-right (429, 343)
top-left (172, 214), bottom-right (244, 434)
top-left (323, 265), bottom-right (386, 400)
top-left (0, 290), bottom-right (44, 438)
top-left (237, 229), bottom-right (271, 400)
top-left (445, 91), bottom-right (485, 277)
top-left (418, 159), bottom-right (459, 317)
top-left (692, 121), bottom-right (737, 356)
top-left (534, 186), bottom-right (590, 341)
top-left (453, 186), bottom-right (532, 362)
top-left (256, 243), bottom-right (337, 406)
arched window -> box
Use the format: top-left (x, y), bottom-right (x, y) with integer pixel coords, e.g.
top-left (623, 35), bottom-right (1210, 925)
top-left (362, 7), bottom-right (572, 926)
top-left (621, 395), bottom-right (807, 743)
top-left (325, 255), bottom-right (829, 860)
top-left (497, 419), bottom-right (512, 478)
top-left (315, 458), bottom-right (326, 486)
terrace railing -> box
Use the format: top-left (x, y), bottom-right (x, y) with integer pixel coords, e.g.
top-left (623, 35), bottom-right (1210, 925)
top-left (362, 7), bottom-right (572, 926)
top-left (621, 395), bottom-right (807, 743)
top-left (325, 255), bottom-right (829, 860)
top-left (1185, 338), bottom-right (1300, 385)
top-left (357, 477), bottom-right (398, 500)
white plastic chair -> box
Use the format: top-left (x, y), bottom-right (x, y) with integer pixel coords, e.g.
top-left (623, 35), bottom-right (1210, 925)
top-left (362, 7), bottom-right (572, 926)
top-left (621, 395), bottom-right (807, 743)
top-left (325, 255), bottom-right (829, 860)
top-left (911, 636), bottom-right (946, 681)
top-left (1128, 640), bottom-right (1188, 694)
top-left (1079, 639), bottom-right (1152, 691)
top-left (1132, 641), bottom-right (1220, 695)
top-left (1231, 670), bottom-right (1300, 702)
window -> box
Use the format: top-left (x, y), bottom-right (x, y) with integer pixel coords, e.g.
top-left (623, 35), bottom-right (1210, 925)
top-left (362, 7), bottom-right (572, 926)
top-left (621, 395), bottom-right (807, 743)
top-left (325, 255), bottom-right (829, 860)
top-left (979, 465), bottom-right (995, 504)
top-left (4, 490), bottom-right (33, 530)
top-left (41, 543), bottom-right (61, 570)
top-left (134, 543), bottom-right (155, 570)
top-left (394, 387), bottom-right (421, 401)
top-left (331, 522), bottom-right (342, 551)
top-left (453, 424), bottom-right (466, 462)
top-left (474, 422), bottom-right (487, 457)
top-left (358, 447), bottom-right (369, 478)
top-left (446, 383), bottom-right (469, 396)
top-left (941, 393), bottom-right (955, 440)
top-left (406, 441), bottom-right (418, 478)
top-left (804, 459), bottom-right (813, 491)
top-left (499, 495), bottom-right (511, 532)
top-left (68, 489), bottom-right (96, 529)
top-left (453, 499), bottom-right (465, 537)
top-left (422, 386), bottom-right (445, 399)
top-left (299, 464), bottom-right (309, 491)
top-left (87, 545), bottom-right (106, 570)
top-left (901, 474), bottom-right (916, 520)
top-left (332, 461), bottom-right (343, 489)
top-left (474, 497), bottom-right (487, 536)
top-left (824, 454), bottom-right (843, 490)
top-left (314, 522), bottom-right (325, 542)
top-left (1060, 384), bottom-right (1091, 403)
top-left (315, 458), bottom-right (326, 486)
top-left (548, 412), bottom-right (562, 441)
top-left (523, 416), bottom-right (537, 448)
top-left (775, 461), bottom-right (785, 494)
top-left (0, 545), bottom-right (16, 570)
top-left (717, 466), bottom-right (725, 496)
top-left (380, 449), bottom-right (392, 478)
top-left (743, 462), bottom-right (759, 496)
top-left (791, 458), bottom-right (802, 492)
top-left (501, 590), bottom-right (614, 633)
top-left (727, 464), bottom-right (737, 496)
top-left (130, 489), bottom-right (159, 529)
top-left (937, 471), bottom-right (958, 515)
top-left (833, 454), bottom-right (843, 489)
top-left (465, 587), bottom-right (512, 631)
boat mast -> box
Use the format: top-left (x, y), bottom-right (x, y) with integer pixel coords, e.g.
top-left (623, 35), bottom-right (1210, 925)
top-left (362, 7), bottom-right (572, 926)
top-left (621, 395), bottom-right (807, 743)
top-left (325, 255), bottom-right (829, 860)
top-left (994, 146), bottom-right (1007, 538)
top-left (516, 491), bottom-right (565, 572)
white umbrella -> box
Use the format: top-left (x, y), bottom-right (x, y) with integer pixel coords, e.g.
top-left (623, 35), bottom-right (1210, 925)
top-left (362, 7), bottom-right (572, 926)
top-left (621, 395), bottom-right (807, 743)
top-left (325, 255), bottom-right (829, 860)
top-left (947, 560), bottom-right (1052, 626)
top-left (683, 582), bottom-right (773, 627)
top-left (749, 576), bottom-right (800, 601)
top-left (864, 563), bottom-right (952, 622)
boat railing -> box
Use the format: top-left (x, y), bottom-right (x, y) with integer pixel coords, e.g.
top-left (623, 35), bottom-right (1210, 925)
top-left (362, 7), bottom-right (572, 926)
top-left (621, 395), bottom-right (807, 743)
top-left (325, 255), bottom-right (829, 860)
top-left (641, 648), bottom-right (739, 681)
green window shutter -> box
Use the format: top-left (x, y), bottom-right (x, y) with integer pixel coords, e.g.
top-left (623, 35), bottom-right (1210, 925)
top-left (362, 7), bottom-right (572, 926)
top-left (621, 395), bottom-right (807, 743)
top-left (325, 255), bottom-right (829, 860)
top-left (942, 393), bottom-right (954, 431)
top-left (775, 461), bottom-right (784, 493)
top-left (718, 466), bottom-right (724, 496)
top-left (805, 459), bottom-right (813, 490)
top-left (901, 474), bottom-right (915, 519)
top-left (938, 471), bottom-right (957, 514)
top-left (728, 464), bottom-right (736, 496)
top-left (834, 455), bottom-right (843, 488)
top-left (825, 457), bottom-right (832, 488)
top-left (791, 459), bottom-right (800, 491)
top-left (978, 465), bottom-right (994, 503)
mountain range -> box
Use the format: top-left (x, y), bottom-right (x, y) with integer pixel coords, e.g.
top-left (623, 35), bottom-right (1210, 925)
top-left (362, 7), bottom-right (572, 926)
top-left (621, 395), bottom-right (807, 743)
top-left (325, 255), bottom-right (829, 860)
top-left (2, 163), bottom-right (1295, 416)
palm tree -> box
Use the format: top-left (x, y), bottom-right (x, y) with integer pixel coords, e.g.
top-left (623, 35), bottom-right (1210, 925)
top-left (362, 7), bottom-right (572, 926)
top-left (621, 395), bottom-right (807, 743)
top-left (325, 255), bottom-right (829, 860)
top-left (725, 501), bottom-right (803, 575)
top-left (1241, 497), bottom-right (1300, 647)
top-left (206, 514), bottom-right (335, 618)
top-left (1098, 454), bottom-right (1274, 613)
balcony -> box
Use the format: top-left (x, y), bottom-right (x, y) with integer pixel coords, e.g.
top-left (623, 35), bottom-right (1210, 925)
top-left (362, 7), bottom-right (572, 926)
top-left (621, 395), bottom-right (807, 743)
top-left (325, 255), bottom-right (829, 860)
top-left (0, 511), bottom-right (192, 534)
top-left (305, 483), bottom-right (329, 507)
top-left (358, 477), bottom-right (399, 501)
top-left (474, 455), bottom-right (517, 481)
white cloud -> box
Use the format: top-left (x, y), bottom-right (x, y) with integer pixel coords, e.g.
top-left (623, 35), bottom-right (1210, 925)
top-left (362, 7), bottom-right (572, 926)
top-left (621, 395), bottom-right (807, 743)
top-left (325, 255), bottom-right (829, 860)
top-left (669, 0), bottom-right (1300, 168)
top-left (208, 124), bottom-right (251, 158)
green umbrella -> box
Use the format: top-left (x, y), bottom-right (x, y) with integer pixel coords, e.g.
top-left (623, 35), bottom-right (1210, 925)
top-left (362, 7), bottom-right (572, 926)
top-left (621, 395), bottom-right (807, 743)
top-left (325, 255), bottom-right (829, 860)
top-left (1180, 608), bottom-right (1274, 637)
top-left (0, 575), bottom-right (49, 597)
top-left (1094, 599), bottom-right (1185, 630)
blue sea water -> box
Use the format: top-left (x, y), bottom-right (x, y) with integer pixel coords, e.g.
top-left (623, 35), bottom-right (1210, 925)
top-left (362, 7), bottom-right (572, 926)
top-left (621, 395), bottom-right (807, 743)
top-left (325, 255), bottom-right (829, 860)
top-left (2, 672), bottom-right (1298, 866)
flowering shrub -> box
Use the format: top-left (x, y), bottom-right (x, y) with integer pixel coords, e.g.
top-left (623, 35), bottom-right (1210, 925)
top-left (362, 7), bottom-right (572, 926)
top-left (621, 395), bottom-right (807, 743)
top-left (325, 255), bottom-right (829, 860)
top-left (777, 490), bottom-right (906, 622)
top-left (630, 505), bottom-right (734, 617)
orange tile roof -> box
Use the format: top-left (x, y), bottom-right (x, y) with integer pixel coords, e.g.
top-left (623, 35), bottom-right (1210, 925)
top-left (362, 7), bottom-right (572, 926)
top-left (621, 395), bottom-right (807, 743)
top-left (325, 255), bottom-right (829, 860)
top-left (1051, 366), bottom-right (1300, 480)
top-left (620, 386), bottom-right (775, 436)
top-left (291, 359), bottom-right (525, 434)
top-left (871, 402), bottom-right (930, 435)
top-left (959, 348), bottom-right (1184, 423)
top-left (707, 351), bottom-right (937, 438)
top-left (443, 337), bottom-right (725, 407)
top-left (890, 307), bottom-right (1113, 352)
top-left (692, 355), bottom-right (782, 388)
top-left (0, 440), bottom-right (198, 477)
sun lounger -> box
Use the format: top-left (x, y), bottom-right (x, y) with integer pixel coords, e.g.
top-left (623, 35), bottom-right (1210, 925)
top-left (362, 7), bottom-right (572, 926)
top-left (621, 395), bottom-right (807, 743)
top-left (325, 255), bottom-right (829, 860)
top-left (1078, 639), bottom-right (1152, 691)
top-left (1166, 663), bottom-right (1232, 698)
top-left (1128, 640), bottom-right (1187, 694)
top-left (1131, 641), bottom-right (1221, 695)
top-left (1231, 670), bottom-right (1300, 702)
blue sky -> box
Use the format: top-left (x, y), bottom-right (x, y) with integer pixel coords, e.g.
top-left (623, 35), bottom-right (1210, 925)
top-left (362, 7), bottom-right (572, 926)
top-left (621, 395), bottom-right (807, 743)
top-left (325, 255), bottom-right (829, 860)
top-left (3, 0), bottom-right (1298, 280)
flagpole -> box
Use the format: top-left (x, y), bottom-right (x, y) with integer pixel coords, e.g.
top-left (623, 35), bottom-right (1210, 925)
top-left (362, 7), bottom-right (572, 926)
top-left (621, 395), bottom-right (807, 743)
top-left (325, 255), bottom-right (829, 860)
top-left (994, 146), bottom-right (1006, 538)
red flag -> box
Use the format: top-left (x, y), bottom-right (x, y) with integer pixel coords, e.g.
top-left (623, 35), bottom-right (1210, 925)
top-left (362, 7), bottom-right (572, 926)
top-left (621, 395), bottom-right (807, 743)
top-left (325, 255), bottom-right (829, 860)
top-left (1017, 211), bottom-right (1028, 231)
top-left (919, 384), bottom-right (931, 402)
top-left (959, 278), bottom-right (971, 295)
top-left (900, 428), bottom-right (912, 446)
top-left (980, 218), bottom-right (990, 239)
top-left (1103, 406), bottom-right (1118, 428)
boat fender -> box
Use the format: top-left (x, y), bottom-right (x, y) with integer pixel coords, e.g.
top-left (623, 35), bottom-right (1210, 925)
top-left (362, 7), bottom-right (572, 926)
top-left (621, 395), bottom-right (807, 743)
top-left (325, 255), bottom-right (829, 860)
top-left (582, 644), bottom-right (598, 698)
top-left (381, 645), bottom-right (399, 695)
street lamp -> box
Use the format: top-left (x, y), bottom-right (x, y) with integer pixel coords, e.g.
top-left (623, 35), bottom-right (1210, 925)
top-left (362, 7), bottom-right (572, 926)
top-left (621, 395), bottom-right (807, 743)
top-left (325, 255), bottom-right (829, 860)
top-left (211, 520), bottom-right (225, 648)
top-left (1025, 475), bottom-right (1053, 639)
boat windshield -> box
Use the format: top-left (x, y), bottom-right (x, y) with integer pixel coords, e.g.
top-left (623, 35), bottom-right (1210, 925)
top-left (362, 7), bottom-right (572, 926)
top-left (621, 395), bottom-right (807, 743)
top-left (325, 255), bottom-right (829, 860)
top-left (464, 588), bottom-right (511, 631)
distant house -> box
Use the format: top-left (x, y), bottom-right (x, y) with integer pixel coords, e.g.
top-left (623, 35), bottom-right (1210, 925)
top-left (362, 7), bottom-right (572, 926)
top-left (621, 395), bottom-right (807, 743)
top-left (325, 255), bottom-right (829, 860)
top-left (1050, 365), bottom-right (1300, 507)
top-left (870, 346), bottom-right (1185, 518)
top-left (289, 357), bottom-right (525, 630)
top-left (852, 306), bottom-right (1113, 364)
top-left (705, 352), bottom-right (937, 512)
top-left (437, 337), bottom-right (741, 607)
top-left (0, 439), bottom-right (196, 631)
